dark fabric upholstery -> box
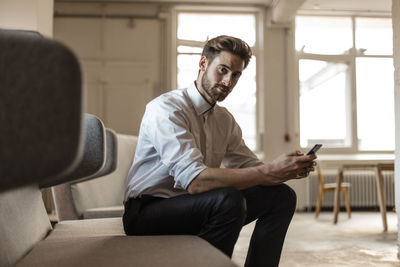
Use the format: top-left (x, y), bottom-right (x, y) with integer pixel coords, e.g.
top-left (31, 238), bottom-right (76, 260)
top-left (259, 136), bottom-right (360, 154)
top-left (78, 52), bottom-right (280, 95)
top-left (72, 128), bottom-right (118, 184)
top-left (0, 29), bottom-right (83, 192)
top-left (40, 114), bottom-right (106, 188)
top-left (99, 128), bottom-right (118, 178)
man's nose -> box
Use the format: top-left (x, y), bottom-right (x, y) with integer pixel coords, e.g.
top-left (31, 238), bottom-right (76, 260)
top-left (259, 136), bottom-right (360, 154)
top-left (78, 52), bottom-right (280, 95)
top-left (221, 75), bottom-right (233, 86)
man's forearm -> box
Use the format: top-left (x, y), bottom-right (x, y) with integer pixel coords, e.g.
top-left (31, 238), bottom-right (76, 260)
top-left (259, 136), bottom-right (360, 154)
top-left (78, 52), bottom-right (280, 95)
top-left (187, 152), bottom-right (317, 194)
top-left (187, 164), bottom-right (276, 194)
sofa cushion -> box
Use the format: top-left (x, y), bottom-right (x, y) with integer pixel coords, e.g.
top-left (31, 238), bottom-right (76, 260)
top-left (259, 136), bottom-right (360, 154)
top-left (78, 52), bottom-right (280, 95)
top-left (17, 232), bottom-right (236, 267)
top-left (20, 218), bottom-right (237, 267)
top-left (70, 134), bottom-right (137, 217)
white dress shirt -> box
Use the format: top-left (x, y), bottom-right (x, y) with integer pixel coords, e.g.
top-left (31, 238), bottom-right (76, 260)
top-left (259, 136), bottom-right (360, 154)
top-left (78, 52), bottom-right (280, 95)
top-left (124, 82), bottom-right (262, 200)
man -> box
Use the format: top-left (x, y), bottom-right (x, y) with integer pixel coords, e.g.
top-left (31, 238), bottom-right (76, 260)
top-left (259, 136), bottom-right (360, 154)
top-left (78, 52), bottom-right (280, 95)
top-left (123, 35), bottom-right (316, 267)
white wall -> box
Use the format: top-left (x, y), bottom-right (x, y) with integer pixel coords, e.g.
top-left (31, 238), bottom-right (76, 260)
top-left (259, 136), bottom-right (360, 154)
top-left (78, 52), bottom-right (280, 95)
top-left (53, 3), bottom-right (163, 136)
top-left (392, 0), bottom-right (400, 259)
top-left (0, 0), bottom-right (53, 37)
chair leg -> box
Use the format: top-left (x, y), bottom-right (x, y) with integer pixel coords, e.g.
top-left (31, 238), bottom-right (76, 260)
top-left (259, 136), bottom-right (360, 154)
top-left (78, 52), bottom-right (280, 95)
top-left (315, 189), bottom-right (323, 218)
top-left (343, 188), bottom-right (351, 219)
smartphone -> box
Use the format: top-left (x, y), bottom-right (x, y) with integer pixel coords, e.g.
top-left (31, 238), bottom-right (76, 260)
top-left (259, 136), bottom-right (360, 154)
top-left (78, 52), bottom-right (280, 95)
top-left (306, 144), bottom-right (322, 155)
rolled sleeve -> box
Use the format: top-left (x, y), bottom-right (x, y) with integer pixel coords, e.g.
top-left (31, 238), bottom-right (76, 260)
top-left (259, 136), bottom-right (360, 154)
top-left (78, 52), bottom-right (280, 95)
top-left (172, 160), bottom-right (206, 190)
top-left (146, 100), bottom-right (207, 190)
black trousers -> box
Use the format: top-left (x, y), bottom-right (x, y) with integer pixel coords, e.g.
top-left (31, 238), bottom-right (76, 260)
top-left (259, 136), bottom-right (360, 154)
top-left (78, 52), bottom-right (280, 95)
top-left (123, 184), bottom-right (296, 267)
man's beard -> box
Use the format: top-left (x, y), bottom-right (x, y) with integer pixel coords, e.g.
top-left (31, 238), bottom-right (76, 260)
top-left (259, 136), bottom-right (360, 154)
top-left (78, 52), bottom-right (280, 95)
top-left (201, 71), bottom-right (230, 103)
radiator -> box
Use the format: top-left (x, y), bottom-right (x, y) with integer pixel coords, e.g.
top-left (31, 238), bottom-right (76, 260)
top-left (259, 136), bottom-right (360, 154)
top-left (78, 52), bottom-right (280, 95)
top-left (308, 169), bottom-right (395, 209)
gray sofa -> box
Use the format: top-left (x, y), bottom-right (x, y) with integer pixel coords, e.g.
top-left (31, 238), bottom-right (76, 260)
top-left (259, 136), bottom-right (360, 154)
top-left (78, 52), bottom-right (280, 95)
top-left (0, 29), bottom-right (237, 267)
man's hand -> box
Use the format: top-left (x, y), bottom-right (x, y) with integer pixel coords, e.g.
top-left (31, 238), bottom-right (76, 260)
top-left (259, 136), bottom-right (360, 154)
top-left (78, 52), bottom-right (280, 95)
top-left (261, 151), bottom-right (317, 185)
top-left (188, 151), bottom-right (317, 194)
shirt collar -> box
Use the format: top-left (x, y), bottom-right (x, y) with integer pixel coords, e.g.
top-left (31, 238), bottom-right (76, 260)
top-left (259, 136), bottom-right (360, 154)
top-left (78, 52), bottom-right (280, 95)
top-left (187, 81), bottom-right (214, 115)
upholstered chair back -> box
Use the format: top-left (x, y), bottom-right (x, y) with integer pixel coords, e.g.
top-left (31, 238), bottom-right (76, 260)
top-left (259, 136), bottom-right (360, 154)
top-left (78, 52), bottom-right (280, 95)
top-left (0, 29), bottom-right (83, 267)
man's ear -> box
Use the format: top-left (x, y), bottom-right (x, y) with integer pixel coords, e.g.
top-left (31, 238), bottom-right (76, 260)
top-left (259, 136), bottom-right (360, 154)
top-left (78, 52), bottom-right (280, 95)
top-left (199, 56), bottom-right (208, 72)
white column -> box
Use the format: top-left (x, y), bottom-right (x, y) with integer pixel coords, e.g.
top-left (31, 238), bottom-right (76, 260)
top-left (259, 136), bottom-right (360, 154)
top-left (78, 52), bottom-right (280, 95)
top-left (392, 0), bottom-right (400, 260)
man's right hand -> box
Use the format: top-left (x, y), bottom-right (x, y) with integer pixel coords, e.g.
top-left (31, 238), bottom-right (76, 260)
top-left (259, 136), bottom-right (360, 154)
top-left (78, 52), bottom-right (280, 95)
top-left (260, 151), bottom-right (317, 185)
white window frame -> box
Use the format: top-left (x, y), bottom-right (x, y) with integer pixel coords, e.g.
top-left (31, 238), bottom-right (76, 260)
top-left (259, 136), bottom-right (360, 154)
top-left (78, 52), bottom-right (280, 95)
top-left (295, 14), bottom-right (394, 154)
top-left (170, 5), bottom-right (265, 152)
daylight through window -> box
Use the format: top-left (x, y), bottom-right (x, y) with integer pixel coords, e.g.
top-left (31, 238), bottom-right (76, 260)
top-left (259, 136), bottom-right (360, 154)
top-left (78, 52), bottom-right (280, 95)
top-left (176, 12), bottom-right (258, 150)
top-left (296, 16), bottom-right (394, 152)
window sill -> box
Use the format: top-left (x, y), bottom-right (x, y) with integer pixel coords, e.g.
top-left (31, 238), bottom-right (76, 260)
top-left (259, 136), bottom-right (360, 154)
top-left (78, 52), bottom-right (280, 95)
top-left (317, 153), bottom-right (394, 168)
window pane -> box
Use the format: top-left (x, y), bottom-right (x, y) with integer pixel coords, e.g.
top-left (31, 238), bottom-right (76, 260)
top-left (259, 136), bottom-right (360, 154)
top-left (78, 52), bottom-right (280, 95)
top-left (356, 58), bottom-right (394, 151)
top-left (299, 59), bottom-right (348, 147)
top-left (177, 12), bottom-right (257, 150)
top-left (356, 17), bottom-right (393, 55)
top-left (178, 13), bottom-right (255, 46)
top-left (177, 54), bottom-right (200, 89)
top-left (177, 46), bottom-right (203, 53)
top-left (219, 57), bottom-right (257, 150)
top-left (296, 16), bottom-right (352, 55)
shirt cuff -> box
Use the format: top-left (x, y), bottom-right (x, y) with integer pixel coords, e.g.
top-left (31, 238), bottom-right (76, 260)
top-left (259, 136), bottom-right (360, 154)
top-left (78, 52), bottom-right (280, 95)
top-left (173, 162), bottom-right (207, 190)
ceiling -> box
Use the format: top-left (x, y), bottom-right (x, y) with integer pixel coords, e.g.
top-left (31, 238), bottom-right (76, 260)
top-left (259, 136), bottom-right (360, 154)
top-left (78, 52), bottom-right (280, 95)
top-left (55, 0), bottom-right (392, 12)
top-left (54, 0), bottom-right (392, 24)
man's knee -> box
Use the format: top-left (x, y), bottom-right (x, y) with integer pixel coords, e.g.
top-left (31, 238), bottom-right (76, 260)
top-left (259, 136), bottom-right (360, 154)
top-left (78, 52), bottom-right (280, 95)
top-left (279, 184), bottom-right (297, 213)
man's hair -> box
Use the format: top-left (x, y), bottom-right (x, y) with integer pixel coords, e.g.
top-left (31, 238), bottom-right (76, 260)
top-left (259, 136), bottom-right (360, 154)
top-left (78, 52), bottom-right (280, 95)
top-left (202, 35), bottom-right (252, 69)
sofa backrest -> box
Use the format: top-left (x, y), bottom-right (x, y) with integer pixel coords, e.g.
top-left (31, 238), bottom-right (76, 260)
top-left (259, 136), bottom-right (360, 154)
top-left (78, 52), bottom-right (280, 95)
top-left (0, 29), bottom-right (83, 266)
top-left (41, 113), bottom-right (107, 188)
top-left (70, 134), bottom-right (138, 217)
top-left (0, 29), bottom-right (83, 192)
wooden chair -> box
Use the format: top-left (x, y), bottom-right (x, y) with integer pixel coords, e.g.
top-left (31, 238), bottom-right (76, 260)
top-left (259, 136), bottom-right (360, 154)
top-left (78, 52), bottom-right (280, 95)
top-left (315, 164), bottom-right (351, 218)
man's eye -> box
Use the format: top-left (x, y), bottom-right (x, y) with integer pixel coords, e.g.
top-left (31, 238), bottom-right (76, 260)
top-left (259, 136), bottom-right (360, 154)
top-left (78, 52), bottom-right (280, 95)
top-left (233, 73), bottom-right (241, 79)
top-left (218, 67), bottom-right (227, 73)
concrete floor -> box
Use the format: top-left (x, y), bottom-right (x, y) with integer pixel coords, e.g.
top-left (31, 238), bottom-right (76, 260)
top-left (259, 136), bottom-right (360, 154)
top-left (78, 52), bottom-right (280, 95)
top-left (232, 211), bottom-right (399, 267)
